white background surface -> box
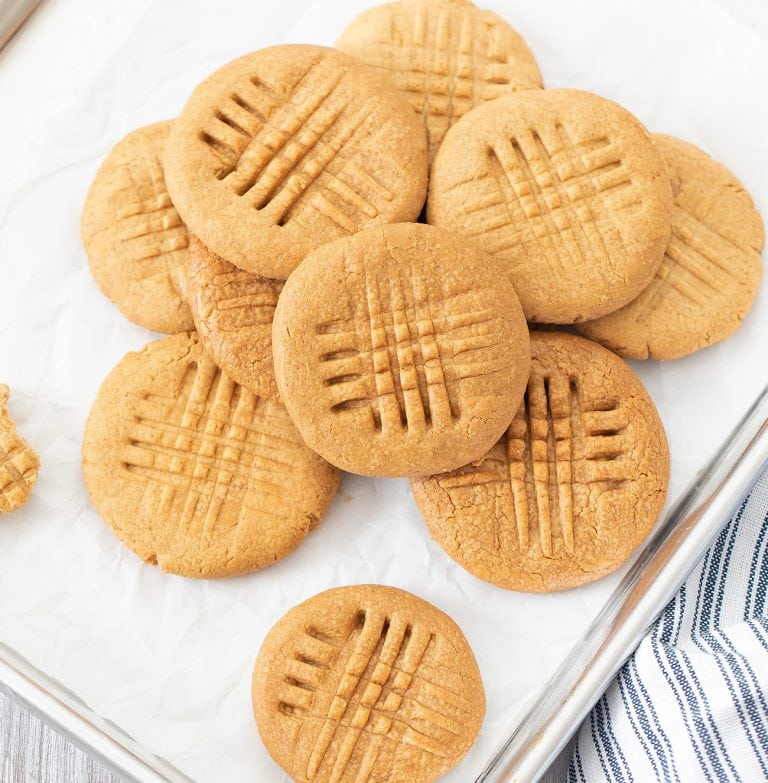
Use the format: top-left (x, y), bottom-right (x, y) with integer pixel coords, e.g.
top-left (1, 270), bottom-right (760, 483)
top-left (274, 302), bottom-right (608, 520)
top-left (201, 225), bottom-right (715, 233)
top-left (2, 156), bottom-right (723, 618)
top-left (0, 0), bottom-right (766, 781)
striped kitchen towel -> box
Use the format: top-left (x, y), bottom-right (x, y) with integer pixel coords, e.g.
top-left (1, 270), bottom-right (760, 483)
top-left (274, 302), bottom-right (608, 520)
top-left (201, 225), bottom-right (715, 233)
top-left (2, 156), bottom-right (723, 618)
top-left (570, 467), bottom-right (768, 782)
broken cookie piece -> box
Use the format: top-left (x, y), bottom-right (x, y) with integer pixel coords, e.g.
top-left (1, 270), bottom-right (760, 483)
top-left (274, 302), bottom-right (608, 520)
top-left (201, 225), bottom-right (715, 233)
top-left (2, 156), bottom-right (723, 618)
top-left (0, 385), bottom-right (40, 514)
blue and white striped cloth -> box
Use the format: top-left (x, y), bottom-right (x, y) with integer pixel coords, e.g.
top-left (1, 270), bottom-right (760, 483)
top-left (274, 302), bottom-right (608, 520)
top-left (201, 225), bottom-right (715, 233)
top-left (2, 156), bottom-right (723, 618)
top-left (570, 467), bottom-right (768, 782)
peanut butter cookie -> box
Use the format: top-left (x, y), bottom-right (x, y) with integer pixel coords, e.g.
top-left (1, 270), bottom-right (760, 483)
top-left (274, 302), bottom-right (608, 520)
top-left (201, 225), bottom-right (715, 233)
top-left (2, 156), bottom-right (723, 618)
top-left (411, 331), bottom-right (669, 592)
top-left (252, 584), bottom-right (485, 783)
top-left (272, 222), bottom-right (531, 477)
top-left (165, 45), bottom-right (427, 279)
top-left (428, 89), bottom-right (673, 323)
top-left (0, 385), bottom-right (39, 514)
top-left (82, 333), bottom-right (339, 578)
top-left (81, 120), bottom-right (193, 333)
top-left (578, 134), bottom-right (764, 359)
top-left (186, 236), bottom-right (283, 399)
top-left (337, 0), bottom-right (542, 162)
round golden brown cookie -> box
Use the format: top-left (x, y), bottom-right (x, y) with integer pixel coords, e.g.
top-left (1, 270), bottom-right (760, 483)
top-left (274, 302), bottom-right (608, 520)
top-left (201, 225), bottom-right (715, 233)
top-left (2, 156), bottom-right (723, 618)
top-left (81, 120), bottom-right (193, 333)
top-left (0, 385), bottom-right (40, 515)
top-left (428, 89), bottom-right (673, 323)
top-left (165, 44), bottom-right (427, 279)
top-left (82, 333), bottom-right (339, 578)
top-left (577, 134), bottom-right (765, 359)
top-left (272, 222), bottom-right (531, 477)
top-left (410, 331), bottom-right (669, 592)
top-left (186, 236), bottom-right (283, 399)
top-left (252, 584), bottom-right (485, 783)
top-left (337, 0), bottom-right (542, 163)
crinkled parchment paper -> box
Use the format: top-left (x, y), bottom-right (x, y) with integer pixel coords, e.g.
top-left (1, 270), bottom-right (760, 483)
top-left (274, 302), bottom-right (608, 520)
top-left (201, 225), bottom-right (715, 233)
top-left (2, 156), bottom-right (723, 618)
top-left (0, 0), bottom-right (766, 780)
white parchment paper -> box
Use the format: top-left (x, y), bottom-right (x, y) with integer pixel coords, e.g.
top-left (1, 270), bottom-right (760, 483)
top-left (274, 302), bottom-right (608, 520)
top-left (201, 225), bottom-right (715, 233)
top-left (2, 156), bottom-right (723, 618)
top-left (1, 0), bottom-right (767, 780)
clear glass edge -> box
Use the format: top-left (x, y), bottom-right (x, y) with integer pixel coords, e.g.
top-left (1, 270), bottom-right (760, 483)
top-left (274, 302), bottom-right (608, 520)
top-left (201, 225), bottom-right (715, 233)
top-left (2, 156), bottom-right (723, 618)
top-left (0, 0), bottom-right (46, 53)
top-left (0, 639), bottom-right (192, 782)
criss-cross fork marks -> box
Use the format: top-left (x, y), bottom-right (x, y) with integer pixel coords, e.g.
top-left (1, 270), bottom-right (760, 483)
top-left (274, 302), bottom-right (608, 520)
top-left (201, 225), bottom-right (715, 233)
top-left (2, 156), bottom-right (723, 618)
top-left (211, 271), bottom-right (283, 332)
top-left (117, 149), bottom-right (188, 285)
top-left (315, 260), bottom-right (508, 434)
top-left (361, 3), bottom-right (527, 143)
top-left (452, 126), bottom-right (640, 274)
top-left (437, 373), bottom-right (631, 557)
top-left (0, 430), bottom-right (38, 514)
top-left (277, 611), bottom-right (471, 782)
top-left (198, 61), bottom-right (394, 231)
top-left (632, 198), bottom-right (751, 325)
top-left (121, 359), bottom-right (301, 538)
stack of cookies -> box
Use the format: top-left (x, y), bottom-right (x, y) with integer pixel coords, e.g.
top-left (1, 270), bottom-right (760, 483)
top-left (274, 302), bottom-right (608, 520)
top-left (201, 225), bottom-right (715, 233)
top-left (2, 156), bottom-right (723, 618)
top-left (78, 0), bottom-right (764, 779)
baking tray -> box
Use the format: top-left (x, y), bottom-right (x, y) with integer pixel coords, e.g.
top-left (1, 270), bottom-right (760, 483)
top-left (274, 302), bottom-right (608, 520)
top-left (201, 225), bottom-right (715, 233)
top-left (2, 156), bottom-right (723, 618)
top-left (1, 0), bottom-right (767, 781)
